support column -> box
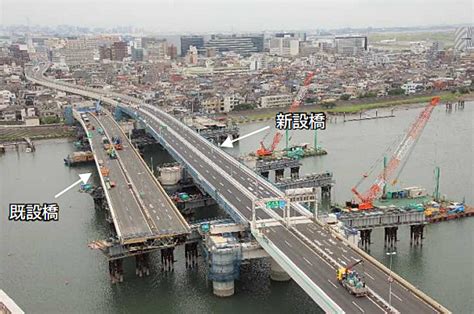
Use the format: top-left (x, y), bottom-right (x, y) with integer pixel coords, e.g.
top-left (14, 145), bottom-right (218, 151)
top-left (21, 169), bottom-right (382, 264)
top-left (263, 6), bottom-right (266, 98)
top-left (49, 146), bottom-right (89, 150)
top-left (290, 167), bottom-right (300, 179)
top-left (185, 242), bottom-right (199, 269)
top-left (275, 169), bottom-right (285, 182)
top-left (360, 229), bottom-right (372, 249)
top-left (270, 258), bottom-right (290, 281)
top-left (213, 280), bottom-right (234, 297)
top-left (161, 247), bottom-right (175, 272)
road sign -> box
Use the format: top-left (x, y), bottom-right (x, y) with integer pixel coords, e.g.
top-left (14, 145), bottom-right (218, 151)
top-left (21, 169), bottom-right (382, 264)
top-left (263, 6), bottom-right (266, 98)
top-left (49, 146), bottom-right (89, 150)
top-left (265, 199), bottom-right (286, 210)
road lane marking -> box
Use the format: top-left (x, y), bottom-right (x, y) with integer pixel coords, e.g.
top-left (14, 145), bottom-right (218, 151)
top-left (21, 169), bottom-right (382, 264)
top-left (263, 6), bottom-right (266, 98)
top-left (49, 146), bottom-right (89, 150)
top-left (327, 279), bottom-right (338, 288)
top-left (314, 239), bottom-right (322, 246)
top-left (303, 257), bottom-right (313, 266)
top-left (364, 272), bottom-right (375, 281)
top-left (341, 255), bottom-right (351, 262)
top-left (352, 301), bottom-right (365, 313)
top-left (155, 215), bottom-right (160, 220)
top-left (284, 240), bottom-right (292, 248)
top-left (391, 292), bottom-right (402, 302)
top-left (212, 175), bottom-right (216, 180)
top-left (307, 228), bottom-right (315, 234)
top-left (351, 256), bottom-right (359, 261)
top-left (367, 296), bottom-right (387, 313)
top-left (227, 189), bottom-right (232, 193)
top-left (219, 182), bottom-right (224, 187)
top-left (236, 196), bottom-right (241, 202)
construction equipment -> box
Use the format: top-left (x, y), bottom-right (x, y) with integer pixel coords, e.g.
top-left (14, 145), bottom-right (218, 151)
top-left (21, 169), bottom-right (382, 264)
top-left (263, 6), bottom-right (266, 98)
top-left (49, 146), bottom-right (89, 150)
top-left (107, 147), bottom-right (117, 159)
top-left (257, 132), bottom-right (283, 157)
top-left (256, 71), bottom-right (315, 157)
top-left (112, 136), bottom-right (123, 150)
top-left (102, 136), bottom-right (111, 150)
top-left (351, 96), bottom-right (440, 209)
top-left (336, 259), bottom-right (368, 297)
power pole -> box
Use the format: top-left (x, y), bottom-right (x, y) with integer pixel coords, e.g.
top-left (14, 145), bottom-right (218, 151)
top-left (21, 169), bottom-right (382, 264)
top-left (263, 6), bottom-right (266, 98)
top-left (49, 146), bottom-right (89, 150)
top-left (382, 156), bottom-right (387, 198)
top-left (434, 166), bottom-right (440, 202)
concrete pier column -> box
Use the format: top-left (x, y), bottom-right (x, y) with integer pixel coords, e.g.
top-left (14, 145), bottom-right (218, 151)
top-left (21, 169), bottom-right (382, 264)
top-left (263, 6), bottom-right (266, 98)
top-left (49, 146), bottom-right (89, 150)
top-left (275, 169), bottom-right (285, 182)
top-left (270, 258), bottom-right (290, 281)
top-left (213, 280), bottom-right (235, 297)
top-left (290, 167), bottom-right (300, 179)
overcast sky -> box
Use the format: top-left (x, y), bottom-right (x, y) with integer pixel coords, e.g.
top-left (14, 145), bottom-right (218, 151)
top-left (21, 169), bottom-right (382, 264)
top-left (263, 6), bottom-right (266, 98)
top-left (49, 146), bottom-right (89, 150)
top-left (1, 0), bottom-right (472, 32)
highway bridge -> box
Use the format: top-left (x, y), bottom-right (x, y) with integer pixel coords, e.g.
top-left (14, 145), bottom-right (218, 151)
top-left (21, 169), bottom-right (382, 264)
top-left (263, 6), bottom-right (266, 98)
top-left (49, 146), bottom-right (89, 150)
top-left (74, 108), bottom-right (189, 252)
top-left (25, 64), bottom-right (449, 313)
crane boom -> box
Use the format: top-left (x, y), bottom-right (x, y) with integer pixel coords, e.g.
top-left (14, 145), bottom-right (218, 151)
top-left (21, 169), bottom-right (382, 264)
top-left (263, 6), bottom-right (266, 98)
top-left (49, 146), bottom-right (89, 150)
top-left (352, 96), bottom-right (440, 205)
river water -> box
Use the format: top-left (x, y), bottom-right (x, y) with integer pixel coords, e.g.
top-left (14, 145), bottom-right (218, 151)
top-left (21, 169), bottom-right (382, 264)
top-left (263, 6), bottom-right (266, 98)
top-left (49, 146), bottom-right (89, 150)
top-left (1, 103), bottom-right (472, 313)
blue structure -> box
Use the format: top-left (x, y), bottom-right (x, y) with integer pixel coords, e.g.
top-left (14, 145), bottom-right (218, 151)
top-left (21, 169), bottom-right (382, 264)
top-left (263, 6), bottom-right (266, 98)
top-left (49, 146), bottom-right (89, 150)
top-left (64, 105), bottom-right (74, 125)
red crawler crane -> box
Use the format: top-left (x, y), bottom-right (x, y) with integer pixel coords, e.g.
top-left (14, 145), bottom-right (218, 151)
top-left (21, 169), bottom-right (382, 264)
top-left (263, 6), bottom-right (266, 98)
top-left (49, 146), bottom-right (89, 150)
top-left (351, 96), bottom-right (440, 210)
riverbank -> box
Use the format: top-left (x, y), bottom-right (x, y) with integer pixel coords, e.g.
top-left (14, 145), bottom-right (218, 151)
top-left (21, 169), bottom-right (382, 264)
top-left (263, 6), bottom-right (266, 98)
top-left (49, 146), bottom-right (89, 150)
top-left (228, 91), bottom-right (472, 124)
top-left (0, 124), bottom-right (76, 142)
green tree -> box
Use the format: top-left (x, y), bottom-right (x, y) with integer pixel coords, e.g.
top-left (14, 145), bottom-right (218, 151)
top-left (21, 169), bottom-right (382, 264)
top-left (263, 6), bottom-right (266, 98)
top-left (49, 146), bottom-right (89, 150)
top-left (340, 94), bottom-right (351, 101)
top-left (387, 88), bottom-right (405, 96)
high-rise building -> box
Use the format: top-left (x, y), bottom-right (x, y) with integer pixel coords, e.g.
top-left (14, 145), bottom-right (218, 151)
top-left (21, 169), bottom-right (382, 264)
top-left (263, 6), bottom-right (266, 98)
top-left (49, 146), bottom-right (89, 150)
top-left (275, 32), bottom-right (306, 41)
top-left (9, 44), bottom-right (30, 63)
top-left (131, 47), bottom-right (144, 61)
top-left (180, 36), bottom-right (204, 56)
top-left (168, 44), bottom-right (178, 60)
top-left (269, 37), bottom-right (300, 56)
top-left (454, 26), bottom-right (473, 52)
top-left (99, 45), bottom-right (112, 60)
top-left (61, 38), bottom-right (98, 65)
top-left (204, 35), bottom-right (260, 56)
top-left (145, 39), bottom-right (168, 61)
top-left (111, 41), bottom-right (128, 61)
top-left (334, 36), bottom-right (367, 54)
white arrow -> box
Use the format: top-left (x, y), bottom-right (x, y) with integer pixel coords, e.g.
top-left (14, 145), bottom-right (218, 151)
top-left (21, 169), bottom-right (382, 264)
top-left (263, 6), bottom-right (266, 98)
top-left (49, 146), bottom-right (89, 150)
top-left (55, 173), bottom-right (92, 199)
top-left (221, 126), bottom-right (270, 148)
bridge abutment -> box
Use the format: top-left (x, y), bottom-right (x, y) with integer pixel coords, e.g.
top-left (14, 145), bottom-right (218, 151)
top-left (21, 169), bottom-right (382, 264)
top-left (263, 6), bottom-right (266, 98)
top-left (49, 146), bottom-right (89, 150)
top-left (270, 258), bottom-right (291, 281)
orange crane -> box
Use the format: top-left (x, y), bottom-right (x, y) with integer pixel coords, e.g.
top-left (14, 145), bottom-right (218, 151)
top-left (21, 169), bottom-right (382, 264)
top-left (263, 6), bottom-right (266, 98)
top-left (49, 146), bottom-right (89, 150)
top-left (256, 71), bottom-right (315, 157)
top-left (351, 96), bottom-right (440, 210)
top-left (256, 132), bottom-right (283, 156)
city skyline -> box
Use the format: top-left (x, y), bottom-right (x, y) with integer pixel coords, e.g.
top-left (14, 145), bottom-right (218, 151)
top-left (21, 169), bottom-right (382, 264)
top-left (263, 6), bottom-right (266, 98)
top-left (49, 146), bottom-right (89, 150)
top-left (1, 0), bottom-right (473, 33)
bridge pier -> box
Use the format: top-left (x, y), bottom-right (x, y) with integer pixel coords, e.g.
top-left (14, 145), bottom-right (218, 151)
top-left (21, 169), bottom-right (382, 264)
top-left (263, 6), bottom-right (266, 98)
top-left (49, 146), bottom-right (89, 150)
top-left (410, 224), bottom-right (424, 246)
top-left (135, 253), bottom-right (150, 277)
top-left (161, 247), bottom-right (175, 272)
top-left (108, 259), bottom-right (124, 284)
top-left (185, 242), bottom-right (199, 269)
top-left (270, 258), bottom-right (291, 282)
top-left (275, 169), bottom-right (285, 182)
top-left (321, 185), bottom-right (331, 201)
top-left (360, 229), bottom-right (372, 249)
top-left (213, 280), bottom-right (235, 297)
top-left (384, 226), bottom-right (398, 248)
top-left (290, 167), bottom-right (300, 179)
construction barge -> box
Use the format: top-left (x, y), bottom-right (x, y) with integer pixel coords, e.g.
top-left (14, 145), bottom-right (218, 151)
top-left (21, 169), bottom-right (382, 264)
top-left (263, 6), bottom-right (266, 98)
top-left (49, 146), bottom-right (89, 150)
top-left (243, 143), bottom-right (327, 162)
top-left (64, 151), bottom-right (95, 166)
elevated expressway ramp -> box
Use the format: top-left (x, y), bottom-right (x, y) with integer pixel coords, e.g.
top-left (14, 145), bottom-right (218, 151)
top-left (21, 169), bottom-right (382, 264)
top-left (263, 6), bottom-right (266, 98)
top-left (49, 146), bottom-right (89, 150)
top-left (26, 65), bottom-right (449, 314)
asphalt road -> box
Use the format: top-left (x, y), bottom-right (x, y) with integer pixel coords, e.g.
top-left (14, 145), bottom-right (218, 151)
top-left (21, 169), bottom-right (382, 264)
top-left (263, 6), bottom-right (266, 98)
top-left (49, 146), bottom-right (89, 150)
top-left (97, 114), bottom-right (189, 236)
top-left (87, 114), bottom-right (153, 240)
top-left (26, 69), bottom-right (441, 313)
